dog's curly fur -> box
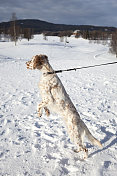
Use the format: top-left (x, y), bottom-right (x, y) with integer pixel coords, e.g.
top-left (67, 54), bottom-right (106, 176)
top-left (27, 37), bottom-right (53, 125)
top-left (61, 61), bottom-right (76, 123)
top-left (26, 54), bottom-right (102, 159)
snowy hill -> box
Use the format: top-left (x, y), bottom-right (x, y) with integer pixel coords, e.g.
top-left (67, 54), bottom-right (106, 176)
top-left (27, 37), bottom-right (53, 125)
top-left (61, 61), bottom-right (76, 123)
top-left (0, 35), bottom-right (117, 176)
top-left (0, 19), bottom-right (116, 33)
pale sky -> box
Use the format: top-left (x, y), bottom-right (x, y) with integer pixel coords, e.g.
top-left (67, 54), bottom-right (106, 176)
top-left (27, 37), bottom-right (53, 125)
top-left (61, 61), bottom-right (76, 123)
top-left (0, 0), bottom-right (117, 27)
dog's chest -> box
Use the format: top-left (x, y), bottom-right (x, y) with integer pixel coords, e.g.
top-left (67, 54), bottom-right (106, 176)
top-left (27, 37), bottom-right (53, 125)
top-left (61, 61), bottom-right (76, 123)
top-left (39, 80), bottom-right (50, 94)
top-left (39, 76), bottom-right (56, 95)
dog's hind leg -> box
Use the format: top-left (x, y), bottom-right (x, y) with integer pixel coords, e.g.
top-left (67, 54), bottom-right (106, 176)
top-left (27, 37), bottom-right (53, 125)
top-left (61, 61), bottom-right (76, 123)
top-left (74, 144), bottom-right (88, 159)
top-left (74, 132), bottom-right (88, 159)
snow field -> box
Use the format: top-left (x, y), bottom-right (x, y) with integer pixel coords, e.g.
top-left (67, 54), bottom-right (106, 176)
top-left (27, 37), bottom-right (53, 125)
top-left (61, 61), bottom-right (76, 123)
top-left (0, 35), bottom-right (117, 176)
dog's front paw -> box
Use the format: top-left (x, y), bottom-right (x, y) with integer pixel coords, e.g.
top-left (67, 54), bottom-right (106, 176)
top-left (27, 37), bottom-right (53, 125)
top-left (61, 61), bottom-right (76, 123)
top-left (37, 108), bottom-right (42, 118)
top-left (37, 113), bottom-right (42, 117)
top-left (46, 110), bottom-right (50, 117)
top-left (37, 104), bottom-right (42, 117)
top-left (37, 112), bottom-right (42, 118)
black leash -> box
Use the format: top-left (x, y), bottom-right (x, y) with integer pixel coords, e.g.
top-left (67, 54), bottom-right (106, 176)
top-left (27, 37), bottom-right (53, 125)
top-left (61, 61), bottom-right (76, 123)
top-left (47, 61), bottom-right (117, 74)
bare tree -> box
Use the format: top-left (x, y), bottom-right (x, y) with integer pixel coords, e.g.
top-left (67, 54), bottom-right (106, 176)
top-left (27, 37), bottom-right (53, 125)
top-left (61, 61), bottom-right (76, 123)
top-left (10, 13), bottom-right (17, 45)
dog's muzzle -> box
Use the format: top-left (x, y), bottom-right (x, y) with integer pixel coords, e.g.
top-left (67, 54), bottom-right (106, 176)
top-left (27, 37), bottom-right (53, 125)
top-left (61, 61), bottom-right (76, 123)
top-left (26, 61), bottom-right (33, 69)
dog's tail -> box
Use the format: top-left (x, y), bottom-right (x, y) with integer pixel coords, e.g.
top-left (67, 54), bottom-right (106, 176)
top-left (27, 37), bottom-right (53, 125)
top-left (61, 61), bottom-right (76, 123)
top-left (85, 127), bottom-right (103, 148)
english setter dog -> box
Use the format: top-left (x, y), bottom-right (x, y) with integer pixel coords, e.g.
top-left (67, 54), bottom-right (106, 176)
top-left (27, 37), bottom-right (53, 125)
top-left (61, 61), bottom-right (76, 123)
top-left (26, 54), bottom-right (102, 159)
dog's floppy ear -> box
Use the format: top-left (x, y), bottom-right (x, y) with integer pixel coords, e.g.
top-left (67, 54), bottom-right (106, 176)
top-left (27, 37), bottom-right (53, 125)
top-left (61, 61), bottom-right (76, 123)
top-left (33, 55), bottom-right (43, 65)
top-left (33, 55), bottom-right (48, 68)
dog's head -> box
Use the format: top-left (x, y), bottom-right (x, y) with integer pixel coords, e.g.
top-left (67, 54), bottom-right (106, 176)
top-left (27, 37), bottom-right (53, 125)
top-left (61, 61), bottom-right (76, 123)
top-left (26, 54), bottom-right (48, 70)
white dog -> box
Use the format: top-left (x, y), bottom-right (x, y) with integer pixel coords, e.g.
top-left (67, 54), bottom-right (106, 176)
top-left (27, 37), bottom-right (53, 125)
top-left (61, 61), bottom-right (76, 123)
top-left (26, 54), bottom-right (102, 158)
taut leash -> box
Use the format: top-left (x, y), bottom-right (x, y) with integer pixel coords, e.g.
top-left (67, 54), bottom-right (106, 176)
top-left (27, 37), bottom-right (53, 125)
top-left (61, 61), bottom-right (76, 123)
top-left (47, 61), bottom-right (117, 74)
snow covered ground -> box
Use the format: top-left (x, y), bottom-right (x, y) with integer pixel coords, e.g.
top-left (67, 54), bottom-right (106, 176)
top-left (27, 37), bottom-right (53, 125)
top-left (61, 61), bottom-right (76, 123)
top-left (0, 35), bottom-right (117, 176)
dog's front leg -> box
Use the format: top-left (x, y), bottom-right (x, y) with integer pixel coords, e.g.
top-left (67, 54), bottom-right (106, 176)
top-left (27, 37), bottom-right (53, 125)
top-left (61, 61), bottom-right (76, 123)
top-left (37, 87), bottom-right (54, 117)
top-left (37, 101), bottom-right (48, 117)
top-left (44, 107), bottom-right (50, 117)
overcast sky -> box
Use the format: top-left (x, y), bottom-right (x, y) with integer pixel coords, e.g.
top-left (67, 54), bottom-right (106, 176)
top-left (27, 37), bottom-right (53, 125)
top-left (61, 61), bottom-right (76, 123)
top-left (0, 0), bottom-right (117, 27)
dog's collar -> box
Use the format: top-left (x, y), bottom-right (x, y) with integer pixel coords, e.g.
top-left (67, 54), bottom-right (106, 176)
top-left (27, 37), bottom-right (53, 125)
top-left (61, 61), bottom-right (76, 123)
top-left (43, 72), bottom-right (56, 76)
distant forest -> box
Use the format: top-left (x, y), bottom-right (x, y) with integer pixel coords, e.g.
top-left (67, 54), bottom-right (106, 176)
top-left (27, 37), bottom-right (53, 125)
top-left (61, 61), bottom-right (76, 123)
top-left (0, 19), bottom-right (116, 33)
top-left (0, 18), bottom-right (117, 57)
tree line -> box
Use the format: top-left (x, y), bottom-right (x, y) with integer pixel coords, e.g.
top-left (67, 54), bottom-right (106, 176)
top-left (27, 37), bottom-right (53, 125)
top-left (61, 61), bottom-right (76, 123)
top-left (75, 30), bottom-right (117, 57)
top-left (0, 13), bottom-right (34, 45)
top-left (43, 30), bottom-right (117, 57)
